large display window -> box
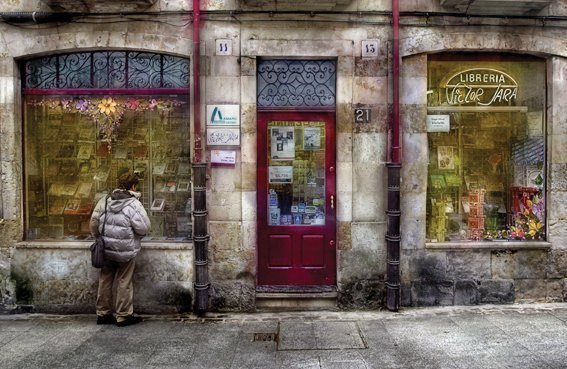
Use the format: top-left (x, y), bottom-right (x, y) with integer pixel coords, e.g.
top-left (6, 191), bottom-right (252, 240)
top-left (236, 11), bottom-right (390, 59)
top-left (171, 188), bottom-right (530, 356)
top-left (24, 96), bottom-right (191, 241)
top-left (22, 51), bottom-right (191, 241)
top-left (426, 55), bottom-right (546, 242)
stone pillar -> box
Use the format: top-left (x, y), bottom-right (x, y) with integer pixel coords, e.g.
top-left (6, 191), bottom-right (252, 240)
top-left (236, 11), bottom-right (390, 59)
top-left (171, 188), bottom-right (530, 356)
top-left (0, 51), bottom-right (23, 312)
top-left (547, 56), bottom-right (567, 301)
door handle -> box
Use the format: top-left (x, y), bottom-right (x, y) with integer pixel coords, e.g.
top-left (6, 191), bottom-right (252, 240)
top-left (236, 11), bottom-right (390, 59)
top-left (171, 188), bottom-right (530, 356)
top-left (330, 195), bottom-right (334, 209)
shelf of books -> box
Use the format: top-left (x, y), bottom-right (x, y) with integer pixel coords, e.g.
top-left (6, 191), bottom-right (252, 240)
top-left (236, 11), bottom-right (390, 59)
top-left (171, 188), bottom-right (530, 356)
top-left (25, 100), bottom-right (192, 242)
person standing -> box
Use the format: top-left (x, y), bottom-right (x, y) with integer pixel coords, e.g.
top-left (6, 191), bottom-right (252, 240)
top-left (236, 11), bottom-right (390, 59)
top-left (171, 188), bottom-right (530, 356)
top-left (90, 171), bottom-right (151, 327)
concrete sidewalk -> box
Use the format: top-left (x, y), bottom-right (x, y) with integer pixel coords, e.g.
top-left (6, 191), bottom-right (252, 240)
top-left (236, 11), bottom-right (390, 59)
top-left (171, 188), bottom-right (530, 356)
top-left (1, 303), bottom-right (567, 369)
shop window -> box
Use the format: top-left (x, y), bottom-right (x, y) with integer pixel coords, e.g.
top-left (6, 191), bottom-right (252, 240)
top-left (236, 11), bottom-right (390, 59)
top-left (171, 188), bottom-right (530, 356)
top-left (426, 55), bottom-right (546, 242)
top-left (23, 52), bottom-right (191, 241)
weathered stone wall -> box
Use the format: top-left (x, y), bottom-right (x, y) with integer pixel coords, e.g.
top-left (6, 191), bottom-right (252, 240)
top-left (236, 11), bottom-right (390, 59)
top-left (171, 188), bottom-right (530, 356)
top-left (10, 244), bottom-right (193, 313)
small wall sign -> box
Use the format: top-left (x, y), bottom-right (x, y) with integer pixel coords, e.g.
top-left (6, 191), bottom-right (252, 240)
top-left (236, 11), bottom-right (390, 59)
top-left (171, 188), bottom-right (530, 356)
top-left (211, 150), bottom-right (237, 166)
top-left (206, 104), bottom-right (240, 126)
top-left (427, 115), bottom-right (450, 132)
top-left (361, 40), bottom-right (379, 58)
top-left (206, 127), bottom-right (240, 146)
top-left (354, 108), bottom-right (371, 123)
top-left (215, 39), bottom-right (232, 56)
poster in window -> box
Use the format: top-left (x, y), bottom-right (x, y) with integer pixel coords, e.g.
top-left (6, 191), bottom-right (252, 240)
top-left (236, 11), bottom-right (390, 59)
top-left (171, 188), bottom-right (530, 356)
top-left (270, 127), bottom-right (295, 160)
top-left (437, 146), bottom-right (455, 170)
top-left (303, 127), bottom-right (321, 151)
top-left (269, 166), bottom-right (293, 184)
top-left (151, 198), bottom-right (165, 211)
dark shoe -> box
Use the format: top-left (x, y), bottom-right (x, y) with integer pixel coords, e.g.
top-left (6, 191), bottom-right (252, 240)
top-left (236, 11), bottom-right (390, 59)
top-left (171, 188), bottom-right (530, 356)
top-left (96, 314), bottom-right (116, 325)
top-left (116, 315), bottom-right (143, 327)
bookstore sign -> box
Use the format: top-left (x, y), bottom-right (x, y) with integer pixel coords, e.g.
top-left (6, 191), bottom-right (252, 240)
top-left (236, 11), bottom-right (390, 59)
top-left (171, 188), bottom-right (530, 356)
top-left (442, 68), bottom-right (518, 106)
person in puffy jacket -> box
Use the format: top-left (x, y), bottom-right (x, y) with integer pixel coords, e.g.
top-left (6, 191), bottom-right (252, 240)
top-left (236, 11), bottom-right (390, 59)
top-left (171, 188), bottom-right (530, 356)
top-left (90, 171), bottom-right (151, 327)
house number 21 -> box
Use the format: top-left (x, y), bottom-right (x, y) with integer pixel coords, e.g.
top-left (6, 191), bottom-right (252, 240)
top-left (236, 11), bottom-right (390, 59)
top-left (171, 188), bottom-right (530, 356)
top-left (354, 108), bottom-right (371, 123)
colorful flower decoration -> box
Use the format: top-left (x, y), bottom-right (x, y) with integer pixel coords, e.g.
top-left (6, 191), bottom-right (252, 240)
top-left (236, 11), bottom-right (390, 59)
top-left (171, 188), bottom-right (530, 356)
top-left (484, 191), bottom-right (545, 241)
top-left (98, 97), bottom-right (117, 115)
top-left (32, 96), bottom-right (184, 151)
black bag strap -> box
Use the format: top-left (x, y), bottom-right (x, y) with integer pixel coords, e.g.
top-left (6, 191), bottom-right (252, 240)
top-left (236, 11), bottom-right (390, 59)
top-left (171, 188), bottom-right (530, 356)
top-left (101, 195), bottom-right (110, 237)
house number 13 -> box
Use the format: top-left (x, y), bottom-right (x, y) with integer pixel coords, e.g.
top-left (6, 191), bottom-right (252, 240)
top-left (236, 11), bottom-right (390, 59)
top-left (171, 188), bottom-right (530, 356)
top-left (361, 40), bottom-right (379, 58)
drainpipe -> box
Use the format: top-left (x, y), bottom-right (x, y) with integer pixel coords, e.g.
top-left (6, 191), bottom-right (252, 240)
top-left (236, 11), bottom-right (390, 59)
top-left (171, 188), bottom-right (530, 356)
top-left (191, 0), bottom-right (209, 315)
top-left (386, 0), bottom-right (401, 312)
top-left (0, 12), bottom-right (73, 23)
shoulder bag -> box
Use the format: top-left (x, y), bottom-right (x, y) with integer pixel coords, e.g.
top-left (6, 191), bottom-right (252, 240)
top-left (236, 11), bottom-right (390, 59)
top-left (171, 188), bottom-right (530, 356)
top-left (90, 195), bottom-right (109, 268)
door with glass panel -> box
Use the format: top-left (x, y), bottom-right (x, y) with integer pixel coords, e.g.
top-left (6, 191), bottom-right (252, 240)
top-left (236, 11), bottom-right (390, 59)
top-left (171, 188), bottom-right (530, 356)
top-left (257, 111), bottom-right (336, 286)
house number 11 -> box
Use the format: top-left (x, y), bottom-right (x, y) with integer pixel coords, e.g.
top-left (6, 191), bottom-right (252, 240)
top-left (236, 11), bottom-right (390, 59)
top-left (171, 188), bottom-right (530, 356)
top-left (216, 39), bottom-right (232, 56)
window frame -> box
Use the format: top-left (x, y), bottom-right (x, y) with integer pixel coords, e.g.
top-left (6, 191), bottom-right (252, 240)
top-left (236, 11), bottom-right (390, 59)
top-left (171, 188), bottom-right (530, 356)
top-left (425, 53), bottom-right (548, 247)
top-left (21, 51), bottom-right (191, 242)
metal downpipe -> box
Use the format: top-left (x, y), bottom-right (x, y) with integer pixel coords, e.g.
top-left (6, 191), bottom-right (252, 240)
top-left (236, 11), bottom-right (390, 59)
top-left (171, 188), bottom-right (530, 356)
top-left (386, 0), bottom-right (401, 312)
top-left (192, 0), bottom-right (209, 315)
top-left (192, 163), bottom-right (209, 315)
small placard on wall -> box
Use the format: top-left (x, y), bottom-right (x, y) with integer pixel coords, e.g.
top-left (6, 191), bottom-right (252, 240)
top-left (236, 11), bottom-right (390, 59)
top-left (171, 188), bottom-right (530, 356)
top-left (206, 104), bottom-right (240, 126)
top-left (427, 115), bottom-right (450, 132)
top-left (354, 108), bottom-right (371, 123)
top-left (211, 150), bottom-right (236, 166)
top-left (207, 127), bottom-right (240, 146)
top-left (215, 39), bottom-right (232, 56)
top-left (361, 40), bottom-right (379, 58)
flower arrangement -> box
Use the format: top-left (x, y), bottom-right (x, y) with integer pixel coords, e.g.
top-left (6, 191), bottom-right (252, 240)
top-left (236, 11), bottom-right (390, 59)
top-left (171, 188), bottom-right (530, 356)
top-left (484, 191), bottom-right (545, 241)
top-left (33, 96), bottom-right (184, 151)
top-left (510, 191), bottom-right (545, 240)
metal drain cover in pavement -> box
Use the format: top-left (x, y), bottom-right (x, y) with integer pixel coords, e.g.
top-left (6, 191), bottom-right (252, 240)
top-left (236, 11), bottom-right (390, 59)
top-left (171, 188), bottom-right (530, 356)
top-left (278, 321), bottom-right (367, 351)
top-left (253, 333), bottom-right (278, 342)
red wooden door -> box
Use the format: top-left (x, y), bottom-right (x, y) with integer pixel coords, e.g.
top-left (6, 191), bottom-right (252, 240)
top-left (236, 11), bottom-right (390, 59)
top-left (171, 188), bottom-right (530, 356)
top-left (257, 111), bottom-right (336, 286)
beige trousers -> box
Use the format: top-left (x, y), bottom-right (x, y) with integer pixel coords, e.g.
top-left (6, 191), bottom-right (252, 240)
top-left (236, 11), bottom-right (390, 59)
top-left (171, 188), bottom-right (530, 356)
top-left (96, 257), bottom-right (136, 322)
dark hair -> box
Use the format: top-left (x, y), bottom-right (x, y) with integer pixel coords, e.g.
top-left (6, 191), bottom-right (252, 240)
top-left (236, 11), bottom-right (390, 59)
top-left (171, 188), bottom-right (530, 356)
top-left (117, 172), bottom-right (139, 190)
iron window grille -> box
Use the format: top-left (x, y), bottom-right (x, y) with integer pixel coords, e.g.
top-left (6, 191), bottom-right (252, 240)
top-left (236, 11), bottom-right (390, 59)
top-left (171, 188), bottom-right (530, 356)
top-left (257, 59), bottom-right (336, 108)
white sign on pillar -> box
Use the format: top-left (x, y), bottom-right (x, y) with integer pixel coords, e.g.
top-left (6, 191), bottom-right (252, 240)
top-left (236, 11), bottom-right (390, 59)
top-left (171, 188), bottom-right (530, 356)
top-left (361, 40), bottom-right (379, 58)
top-left (216, 39), bottom-right (232, 56)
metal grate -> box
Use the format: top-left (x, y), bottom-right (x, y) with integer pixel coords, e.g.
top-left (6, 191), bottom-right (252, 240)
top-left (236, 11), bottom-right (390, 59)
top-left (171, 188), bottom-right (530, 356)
top-left (253, 333), bottom-right (278, 342)
top-left (257, 59), bottom-right (336, 108)
top-left (24, 51), bottom-right (189, 89)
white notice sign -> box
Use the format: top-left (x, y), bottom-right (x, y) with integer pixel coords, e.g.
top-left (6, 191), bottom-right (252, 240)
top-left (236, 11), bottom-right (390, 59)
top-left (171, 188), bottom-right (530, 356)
top-left (427, 115), bottom-right (450, 132)
top-left (269, 166), bottom-right (293, 184)
top-left (211, 150), bottom-right (236, 165)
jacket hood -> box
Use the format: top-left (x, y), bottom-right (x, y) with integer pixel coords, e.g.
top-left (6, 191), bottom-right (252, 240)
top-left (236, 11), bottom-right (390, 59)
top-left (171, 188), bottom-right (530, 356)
top-left (108, 190), bottom-right (137, 213)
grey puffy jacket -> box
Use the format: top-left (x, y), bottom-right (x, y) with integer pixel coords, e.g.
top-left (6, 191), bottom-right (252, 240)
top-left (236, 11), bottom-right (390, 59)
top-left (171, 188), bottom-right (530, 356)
top-left (90, 190), bottom-right (151, 262)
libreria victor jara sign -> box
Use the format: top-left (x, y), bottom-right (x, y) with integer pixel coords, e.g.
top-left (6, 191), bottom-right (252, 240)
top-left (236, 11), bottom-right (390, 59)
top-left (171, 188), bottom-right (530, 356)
top-left (442, 68), bottom-right (518, 106)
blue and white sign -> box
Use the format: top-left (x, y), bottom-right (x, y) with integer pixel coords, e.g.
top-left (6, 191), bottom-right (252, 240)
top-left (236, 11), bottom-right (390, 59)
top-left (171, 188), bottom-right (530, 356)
top-left (207, 104), bottom-right (240, 126)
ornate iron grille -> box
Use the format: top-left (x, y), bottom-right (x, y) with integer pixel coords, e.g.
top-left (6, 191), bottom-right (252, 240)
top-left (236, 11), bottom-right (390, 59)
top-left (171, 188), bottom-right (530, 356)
top-left (257, 60), bottom-right (336, 107)
top-left (24, 51), bottom-right (189, 89)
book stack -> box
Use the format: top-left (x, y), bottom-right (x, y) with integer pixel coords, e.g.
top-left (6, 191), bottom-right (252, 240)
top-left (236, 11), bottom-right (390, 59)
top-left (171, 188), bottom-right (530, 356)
top-left (467, 190), bottom-right (486, 240)
top-left (428, 199), bottom-right (447, 242)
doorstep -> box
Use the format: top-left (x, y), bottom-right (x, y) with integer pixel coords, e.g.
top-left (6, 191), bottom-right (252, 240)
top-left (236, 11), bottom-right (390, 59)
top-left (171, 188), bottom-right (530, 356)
top-left (256, 285), bottom-right (338, 311)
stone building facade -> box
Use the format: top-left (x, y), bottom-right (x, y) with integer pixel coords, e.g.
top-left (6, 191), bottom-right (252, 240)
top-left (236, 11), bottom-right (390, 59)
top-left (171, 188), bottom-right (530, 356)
top-left (1, 0), bottom-right (566, 313)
